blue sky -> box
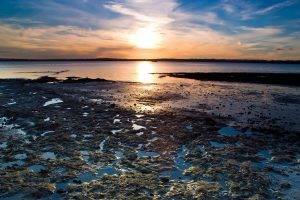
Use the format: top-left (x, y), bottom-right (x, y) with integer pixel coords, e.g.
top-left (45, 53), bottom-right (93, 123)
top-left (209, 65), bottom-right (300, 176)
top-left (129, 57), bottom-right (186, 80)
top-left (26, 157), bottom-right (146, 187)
top-left (0, 0), bottom-right (299, 59)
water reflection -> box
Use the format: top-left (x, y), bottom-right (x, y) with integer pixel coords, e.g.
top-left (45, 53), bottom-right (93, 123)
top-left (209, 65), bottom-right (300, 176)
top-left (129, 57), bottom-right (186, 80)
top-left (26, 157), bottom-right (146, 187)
top-left (136, 62), bottom-right (154, 83)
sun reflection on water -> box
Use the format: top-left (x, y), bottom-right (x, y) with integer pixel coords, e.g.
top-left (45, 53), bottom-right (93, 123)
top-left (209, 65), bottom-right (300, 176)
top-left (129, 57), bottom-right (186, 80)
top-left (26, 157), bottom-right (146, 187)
top-left (136, 62), bottom-right (155, 84)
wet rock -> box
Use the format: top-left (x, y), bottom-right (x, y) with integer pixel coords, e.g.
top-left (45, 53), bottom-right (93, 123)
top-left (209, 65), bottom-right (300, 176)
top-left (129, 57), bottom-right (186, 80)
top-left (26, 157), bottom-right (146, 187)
top-left (167, 181), bottom-right (220, 199)
top-left (30, 183), bottom-right (56, 198)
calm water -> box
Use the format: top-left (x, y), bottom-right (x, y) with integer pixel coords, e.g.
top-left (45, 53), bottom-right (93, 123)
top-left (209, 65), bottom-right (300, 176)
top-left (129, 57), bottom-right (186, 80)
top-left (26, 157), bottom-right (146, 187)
top-left (0, 61), bottom-right (299, 83)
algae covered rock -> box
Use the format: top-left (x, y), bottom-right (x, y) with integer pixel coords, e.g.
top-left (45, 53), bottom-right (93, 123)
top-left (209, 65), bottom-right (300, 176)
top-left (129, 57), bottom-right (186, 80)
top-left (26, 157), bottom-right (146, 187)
top-left (167, 181), bottom-right (220, 199)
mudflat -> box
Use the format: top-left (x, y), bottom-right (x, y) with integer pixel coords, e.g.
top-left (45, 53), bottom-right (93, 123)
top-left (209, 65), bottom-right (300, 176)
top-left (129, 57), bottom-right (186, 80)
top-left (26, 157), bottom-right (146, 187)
top-left (0, 77), bottom-right (299, 199)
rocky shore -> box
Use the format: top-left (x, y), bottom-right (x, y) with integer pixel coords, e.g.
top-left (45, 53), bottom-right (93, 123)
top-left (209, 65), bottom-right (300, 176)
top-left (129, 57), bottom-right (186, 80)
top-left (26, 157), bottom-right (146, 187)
top-left (0, 78), bottom-right (299, 199)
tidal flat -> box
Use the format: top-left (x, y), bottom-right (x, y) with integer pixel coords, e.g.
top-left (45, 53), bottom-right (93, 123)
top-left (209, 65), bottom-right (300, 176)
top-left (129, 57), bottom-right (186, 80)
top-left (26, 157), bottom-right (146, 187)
top-left (0, 77), bottom-right (299, 199)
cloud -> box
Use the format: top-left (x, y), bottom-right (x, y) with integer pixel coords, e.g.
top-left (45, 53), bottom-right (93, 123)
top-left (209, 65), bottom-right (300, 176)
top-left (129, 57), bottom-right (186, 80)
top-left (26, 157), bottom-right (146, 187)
top-left (240, 26), bottom-right (282, 36)
top-left (221, 0), bottom-right (295, 20)
top-left (255, 0), bottom-right (295, 15)
top-left (0, 0), bottom-right (299, 60)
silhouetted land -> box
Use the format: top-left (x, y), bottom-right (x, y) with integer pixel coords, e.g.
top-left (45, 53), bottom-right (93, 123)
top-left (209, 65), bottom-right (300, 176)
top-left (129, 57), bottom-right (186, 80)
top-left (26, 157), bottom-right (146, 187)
top-left (155, 72), bottom-right (300, 86)
top-left (0, 58), bottom-right (300, 64)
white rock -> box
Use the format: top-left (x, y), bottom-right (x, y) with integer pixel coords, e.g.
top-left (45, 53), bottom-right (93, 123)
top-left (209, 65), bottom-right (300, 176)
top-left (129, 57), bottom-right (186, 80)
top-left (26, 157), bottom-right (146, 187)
top-left (113, 119), bottom-right (121, 124)
top-left (43, 98), bottom-right (63, 107)
top-left (111, 129), bottom-right (122, 135)
top-left (136, 132), bottom-right (144, 136)
top-left (41, 131), bottom-right (54, 136)
top-left (44, 117), bottom-right (50, 122)
top-left (132, 124), bottom-right (146, 131)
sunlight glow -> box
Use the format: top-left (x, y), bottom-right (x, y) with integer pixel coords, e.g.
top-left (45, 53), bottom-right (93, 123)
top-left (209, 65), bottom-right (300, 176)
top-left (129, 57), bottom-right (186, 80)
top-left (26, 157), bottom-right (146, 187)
top-left (130, 26), bottom-right (161, 49)
top-left (136, 61), bottom-right (154, 83)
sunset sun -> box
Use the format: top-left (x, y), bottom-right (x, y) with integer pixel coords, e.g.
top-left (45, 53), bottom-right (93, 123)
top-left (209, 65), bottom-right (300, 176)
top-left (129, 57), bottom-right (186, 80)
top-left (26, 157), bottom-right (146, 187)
top-left (130, 26), bottom-right (161, 49)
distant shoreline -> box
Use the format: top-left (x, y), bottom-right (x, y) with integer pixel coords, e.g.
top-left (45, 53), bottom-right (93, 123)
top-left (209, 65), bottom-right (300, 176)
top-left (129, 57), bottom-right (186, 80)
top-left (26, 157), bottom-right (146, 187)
top-left (1, 72), bottom-right (300, 86)
top-left (154, 72), bottom-right (300, 86)
top-left (0, 58), bottom-right (299, 64)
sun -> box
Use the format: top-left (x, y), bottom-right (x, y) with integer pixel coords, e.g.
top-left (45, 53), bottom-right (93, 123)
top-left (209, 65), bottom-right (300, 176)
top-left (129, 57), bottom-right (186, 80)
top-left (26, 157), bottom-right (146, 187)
top-left (130, 26), bottom-right (161, 49)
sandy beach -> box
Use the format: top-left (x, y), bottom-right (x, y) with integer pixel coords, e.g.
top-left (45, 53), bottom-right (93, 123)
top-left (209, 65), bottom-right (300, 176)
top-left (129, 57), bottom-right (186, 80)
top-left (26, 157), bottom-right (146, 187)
top-left (0, 77), bottom-right (299, 199)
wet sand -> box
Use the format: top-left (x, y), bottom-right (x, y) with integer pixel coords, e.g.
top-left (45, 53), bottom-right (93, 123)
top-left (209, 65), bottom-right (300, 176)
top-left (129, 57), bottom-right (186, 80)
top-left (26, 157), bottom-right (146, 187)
top-left (0, 78), bottom-right (299, 199)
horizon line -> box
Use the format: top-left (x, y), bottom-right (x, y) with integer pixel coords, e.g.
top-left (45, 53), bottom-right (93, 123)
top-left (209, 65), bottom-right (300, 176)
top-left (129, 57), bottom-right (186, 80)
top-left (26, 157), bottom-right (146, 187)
top-left (0, 58), bottom-right (299, 64)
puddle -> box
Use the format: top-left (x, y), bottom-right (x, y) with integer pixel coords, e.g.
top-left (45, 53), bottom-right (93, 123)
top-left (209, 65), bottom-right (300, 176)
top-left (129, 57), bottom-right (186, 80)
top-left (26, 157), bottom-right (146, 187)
top-left (210, 141), bottom-right (226, 148)
top-left (28, 164), bottom-right (46, 173)
top-left (99, 137), bottom-right (108, 152)
top-left (218, 126), bottom-right (239, 137)
top-left (80, 150), bottom-right (90, 163)
top-left (269, 164), bottom-right (300, 200)
top-left (41, 152), bottom-right (56, 160)
top-left (0, 142), bottom-right (8, 149)
top-left (14, 153), bottom-right (27, 160)
top-left (160, 145), bottom-right (192, 181)
top-left (114, 150), bottom-right (124, 160)
top-left (0, 160), bottom-right (25, 169)
top-left (77, 166), bottom-right (119, 183)
top-left (186, 124), bottom-right (193, 131)
top-left (55, 167), bottom-right (67, 175)
top-left (257, 150), bottom-right (272, 161)
top-left (137, 150), bottom-right (159, 158)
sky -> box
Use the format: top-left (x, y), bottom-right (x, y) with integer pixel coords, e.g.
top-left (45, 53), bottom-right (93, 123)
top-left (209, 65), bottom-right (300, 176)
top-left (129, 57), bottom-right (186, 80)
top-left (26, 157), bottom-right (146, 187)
top-left (0, 0), bottom-right (299, 60)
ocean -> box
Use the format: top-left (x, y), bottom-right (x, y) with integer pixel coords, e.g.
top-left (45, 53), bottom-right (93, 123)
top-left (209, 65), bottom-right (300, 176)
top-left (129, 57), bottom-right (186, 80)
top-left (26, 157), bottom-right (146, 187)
top-left (0, 61), bottom-right (299, 83)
